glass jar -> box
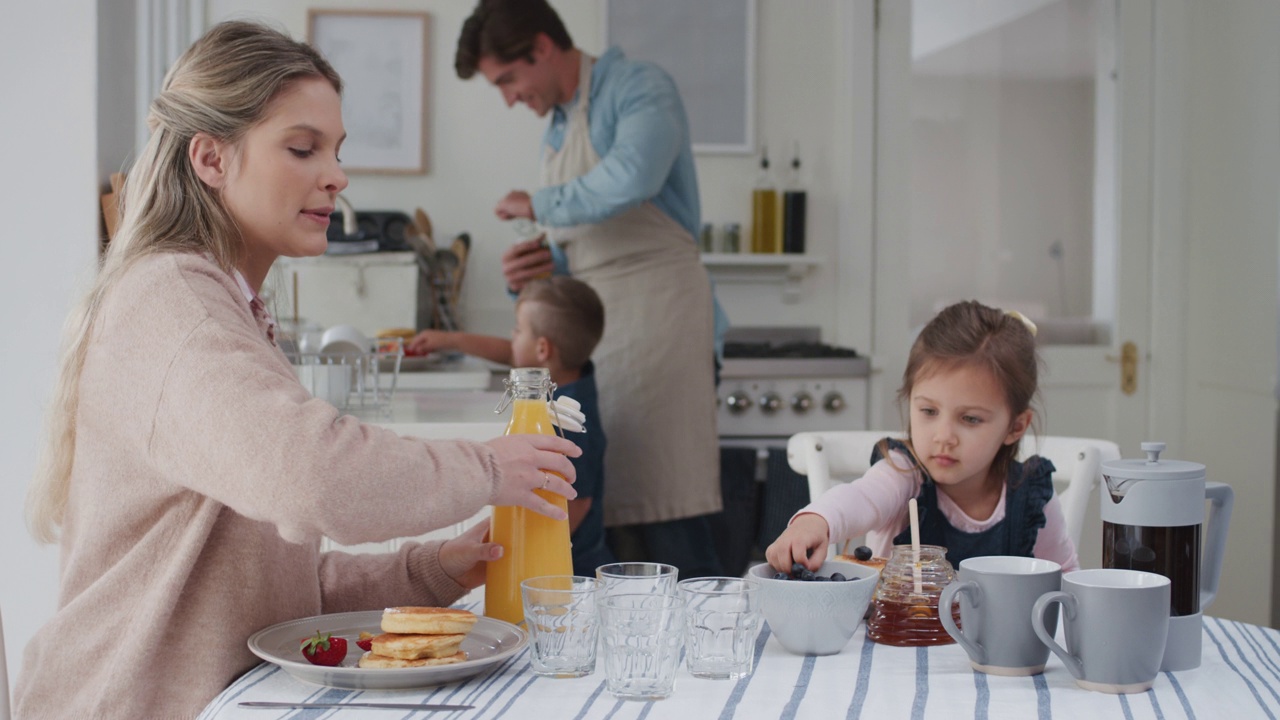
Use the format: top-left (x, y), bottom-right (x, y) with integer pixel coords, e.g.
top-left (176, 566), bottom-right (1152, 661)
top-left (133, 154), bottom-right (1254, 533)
top-left (485, 368), bottom-right (573, 624)
top-left (865, 545), bottom-right (958, 647)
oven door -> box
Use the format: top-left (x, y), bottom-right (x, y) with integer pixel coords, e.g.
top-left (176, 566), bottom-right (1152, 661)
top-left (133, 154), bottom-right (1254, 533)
top-left (711, 437), bottom-right (813, 576)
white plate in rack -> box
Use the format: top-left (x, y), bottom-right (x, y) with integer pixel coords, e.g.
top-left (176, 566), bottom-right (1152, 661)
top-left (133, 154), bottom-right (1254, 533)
top-left (247, 610), bottom-right (526, 690)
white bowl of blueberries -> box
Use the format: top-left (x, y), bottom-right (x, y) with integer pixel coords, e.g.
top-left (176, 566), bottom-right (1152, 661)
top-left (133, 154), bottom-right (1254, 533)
top-left (747, 558), bottom-right (880, 656)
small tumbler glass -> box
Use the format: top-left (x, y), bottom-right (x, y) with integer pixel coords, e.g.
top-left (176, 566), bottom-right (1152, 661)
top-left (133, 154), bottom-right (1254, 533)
top-left (595, 562), bottom-right (679, 598)
top-left (520, 575), bottom-right (599, 678)
top-left (678, 577), bottom-right (761, 679)
top-left (599, 593), bottom-right (685, 701)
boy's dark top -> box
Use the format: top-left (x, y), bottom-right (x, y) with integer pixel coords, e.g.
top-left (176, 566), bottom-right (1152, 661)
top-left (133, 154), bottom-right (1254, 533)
top-left (555, 361), bottom-right (615, 575)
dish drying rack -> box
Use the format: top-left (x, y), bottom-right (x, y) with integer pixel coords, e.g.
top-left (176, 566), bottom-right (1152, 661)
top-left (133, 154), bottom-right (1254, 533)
top-left (286, 337), bottom-right (403, 414)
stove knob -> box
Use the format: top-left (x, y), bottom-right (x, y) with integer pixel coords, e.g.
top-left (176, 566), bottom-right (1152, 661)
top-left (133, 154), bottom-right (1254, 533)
top-left (760, 392), bottom-right (783, 415)
top-left (822, 391), bottom-right (846, 413)
top-left (791, 391), bottom-right (814, 414)
top-left (725, 390), bottom-right (754, 415)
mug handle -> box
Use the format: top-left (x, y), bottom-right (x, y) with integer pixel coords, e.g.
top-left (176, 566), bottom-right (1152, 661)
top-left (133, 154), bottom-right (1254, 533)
top-left (939, 581), bottom-right (985, 665)
top-left (1032, 591), bottom-right (1082, 680)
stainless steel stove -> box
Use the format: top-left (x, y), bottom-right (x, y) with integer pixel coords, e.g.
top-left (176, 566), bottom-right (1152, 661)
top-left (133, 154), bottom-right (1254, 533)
top-left (709, 326), bottom-right (871, 576)
top-left (718, 326), bottom-right (870, 440)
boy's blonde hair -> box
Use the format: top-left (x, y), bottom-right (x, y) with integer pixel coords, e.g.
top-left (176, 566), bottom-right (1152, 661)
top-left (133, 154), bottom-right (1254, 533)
top-left (27, 21), bottom-right (341, 543)
top-left (516, 277), bottom-right (605, 371)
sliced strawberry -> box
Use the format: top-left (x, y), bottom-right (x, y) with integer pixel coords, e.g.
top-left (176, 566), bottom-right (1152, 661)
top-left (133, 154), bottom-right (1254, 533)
top-left (300, 630), bottom-right (348, 666)
top-left (356, 631), bottom-right (374, 652)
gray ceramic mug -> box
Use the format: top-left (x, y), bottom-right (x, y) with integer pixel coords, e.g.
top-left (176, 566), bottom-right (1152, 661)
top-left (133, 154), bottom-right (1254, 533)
top-left (1032, 568), bottom-right (1171, 694)
top-left (939, 556), bottom-right (1062, 676)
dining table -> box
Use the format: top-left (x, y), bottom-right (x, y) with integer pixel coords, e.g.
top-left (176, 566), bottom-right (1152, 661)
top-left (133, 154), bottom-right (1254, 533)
top-left (199, 605), bottom-right (1279, 720)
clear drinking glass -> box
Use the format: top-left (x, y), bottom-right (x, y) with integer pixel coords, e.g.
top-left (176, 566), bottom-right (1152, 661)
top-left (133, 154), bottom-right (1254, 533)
top-left (595, 562), bottom-right (679, 597)
top-left (520, 575), bottom-right (598, 678)
top-left (599, 593), bottom-right (685, 700)
top-left (678, 577), bottom-right (761, 679)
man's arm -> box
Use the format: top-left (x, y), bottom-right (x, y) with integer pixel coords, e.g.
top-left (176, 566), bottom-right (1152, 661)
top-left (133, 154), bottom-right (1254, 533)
top-left (531, 65), bottom-right (685, 227)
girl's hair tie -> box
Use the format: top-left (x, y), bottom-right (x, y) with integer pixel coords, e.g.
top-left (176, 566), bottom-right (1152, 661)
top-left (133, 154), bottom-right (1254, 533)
top-left (1006, 310), bottom-right (1038, 337)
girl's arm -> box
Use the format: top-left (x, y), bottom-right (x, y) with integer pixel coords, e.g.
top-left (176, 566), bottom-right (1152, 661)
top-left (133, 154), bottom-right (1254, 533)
top-left (802, 452), bottom-right (920, 547)
top-left (767, 453), bottom-right (919, 571)
top-left (1032, 495), bottom-right (1080, 573)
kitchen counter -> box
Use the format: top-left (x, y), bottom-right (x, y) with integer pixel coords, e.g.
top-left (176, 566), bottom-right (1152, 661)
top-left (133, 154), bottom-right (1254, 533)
top-left (351, 385), bottom-right (507, 441)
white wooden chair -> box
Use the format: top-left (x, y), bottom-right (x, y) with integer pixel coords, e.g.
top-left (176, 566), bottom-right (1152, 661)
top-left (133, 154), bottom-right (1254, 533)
top-left (785, 431), bottom-right (1121, 550)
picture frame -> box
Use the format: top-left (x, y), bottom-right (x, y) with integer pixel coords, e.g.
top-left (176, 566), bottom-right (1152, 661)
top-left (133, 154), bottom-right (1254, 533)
top-left (602, 0), bottom-right (756, 154)
top-left (307, 10), bottom-right (430, 174)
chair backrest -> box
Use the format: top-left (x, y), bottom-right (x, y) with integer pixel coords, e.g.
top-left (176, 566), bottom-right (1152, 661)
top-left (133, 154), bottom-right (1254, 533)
top-left (1, 603), bottom-right (10, 720)
top-left (785, 431), bottom-right (1120, 548)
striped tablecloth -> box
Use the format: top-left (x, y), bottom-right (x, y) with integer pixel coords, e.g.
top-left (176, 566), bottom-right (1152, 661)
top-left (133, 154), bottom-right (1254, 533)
top-left (201, 614), bottom-right (1280, 719)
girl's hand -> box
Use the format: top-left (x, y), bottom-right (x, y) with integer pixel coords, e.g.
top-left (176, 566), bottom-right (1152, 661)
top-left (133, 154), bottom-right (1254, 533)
top-left (765, 513), bottom-right (832, 573)
top-left (439, 520), bottom-right (500, 589)
top-left (484, 434), bottom-right (580, 521)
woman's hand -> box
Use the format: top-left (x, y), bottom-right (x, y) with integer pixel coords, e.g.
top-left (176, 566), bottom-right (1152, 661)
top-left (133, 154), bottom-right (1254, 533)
top-left (439, 519), bottom-right (500, 589)
top-left (484, 434), bottom-right (580, 520)
top-left (407, 329), bottom-right (453, 356)
top-left (500, 236), bottom-right (554, 293)
top-left (764, 513), bottom-right (831, 573)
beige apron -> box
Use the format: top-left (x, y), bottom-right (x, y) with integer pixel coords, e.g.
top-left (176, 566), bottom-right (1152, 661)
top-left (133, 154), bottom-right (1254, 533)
top-left (540, 54), bottom-right (721, 526)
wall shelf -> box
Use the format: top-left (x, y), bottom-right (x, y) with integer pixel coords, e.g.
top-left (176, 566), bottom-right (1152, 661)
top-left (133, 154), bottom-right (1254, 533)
top-left (700, 253), bottom-right (823, 302)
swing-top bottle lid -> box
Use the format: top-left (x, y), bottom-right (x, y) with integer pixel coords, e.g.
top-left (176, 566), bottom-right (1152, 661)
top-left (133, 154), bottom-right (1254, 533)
top-left (1102, 441), bottom-right (1204, 482)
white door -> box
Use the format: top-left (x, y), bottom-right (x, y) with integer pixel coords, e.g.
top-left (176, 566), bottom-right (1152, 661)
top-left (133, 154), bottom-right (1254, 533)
top-left (871, 0), bottom-right (1155, 570)
top-left (873, 0), bottom-right (1278, 627)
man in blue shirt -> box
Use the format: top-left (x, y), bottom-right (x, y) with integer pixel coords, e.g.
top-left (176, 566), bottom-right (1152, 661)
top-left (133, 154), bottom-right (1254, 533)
top-left (456, 0), bottom-right (724, 579)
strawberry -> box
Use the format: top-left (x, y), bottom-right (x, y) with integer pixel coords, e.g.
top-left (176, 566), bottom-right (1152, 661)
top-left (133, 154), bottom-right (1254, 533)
top-left (300, 630), bottom-right (347, 666)
top-left (356, 631), bottom-right (374, 652)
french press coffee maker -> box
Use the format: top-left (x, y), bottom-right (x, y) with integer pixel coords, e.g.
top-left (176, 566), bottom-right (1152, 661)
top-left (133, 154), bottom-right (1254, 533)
top-left (1100, 442), bottom-right (1234, 671)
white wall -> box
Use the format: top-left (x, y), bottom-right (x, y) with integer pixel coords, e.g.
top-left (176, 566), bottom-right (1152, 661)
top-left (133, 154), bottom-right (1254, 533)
top-left (203, 0), bottom-right (856, 342)
top-left (0, 0), bottom-right (99, 689)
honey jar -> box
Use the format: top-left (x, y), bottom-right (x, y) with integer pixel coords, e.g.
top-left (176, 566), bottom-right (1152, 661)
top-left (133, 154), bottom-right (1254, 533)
top-left (866, 545), bottom-right (958, 647)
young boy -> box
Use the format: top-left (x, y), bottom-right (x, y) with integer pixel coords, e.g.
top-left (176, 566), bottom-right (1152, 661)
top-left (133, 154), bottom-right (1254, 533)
top-left (408, 276), bottom-right (614, 575)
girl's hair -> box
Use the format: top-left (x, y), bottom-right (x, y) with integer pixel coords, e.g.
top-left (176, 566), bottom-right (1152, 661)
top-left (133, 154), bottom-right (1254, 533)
top-left (26, 21), bottom-right (341, 543)
top-left (892, 300), bottom-right (1041, 485)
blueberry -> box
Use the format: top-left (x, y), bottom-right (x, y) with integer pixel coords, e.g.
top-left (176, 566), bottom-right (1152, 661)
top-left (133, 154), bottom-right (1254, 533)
top-left (799, 569), bottom-right (816, 582)
top-left (853, 545), bottom-right (873, 561)
top-left (791, 562), bottom-right (806, 578)
top-left (830, 572), bottom-right (847, 582)
top-left (773, 571), bottom-right (789, 581)
top-left (814, 575), bottom-right (829, 581)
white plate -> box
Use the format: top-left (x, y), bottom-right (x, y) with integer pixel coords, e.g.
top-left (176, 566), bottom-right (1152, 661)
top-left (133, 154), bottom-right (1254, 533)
top-left (247, 610), bottom-right (527, 690)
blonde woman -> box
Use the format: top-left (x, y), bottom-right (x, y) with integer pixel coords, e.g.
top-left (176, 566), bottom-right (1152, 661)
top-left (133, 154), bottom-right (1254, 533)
top-left (16, 21), bottom-right (578, 719)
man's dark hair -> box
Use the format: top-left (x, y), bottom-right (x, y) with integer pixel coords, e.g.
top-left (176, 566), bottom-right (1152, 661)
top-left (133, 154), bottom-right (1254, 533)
top-left (456, 0), bottom-right (574, 79)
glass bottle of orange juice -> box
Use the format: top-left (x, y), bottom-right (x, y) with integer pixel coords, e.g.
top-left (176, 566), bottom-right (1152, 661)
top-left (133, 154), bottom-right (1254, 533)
top-left (485, 367), bottom-right (573, 624)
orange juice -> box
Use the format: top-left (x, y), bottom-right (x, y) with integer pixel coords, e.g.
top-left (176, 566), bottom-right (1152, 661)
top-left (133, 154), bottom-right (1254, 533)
top-left (485, 370), bottom-right (573, 624)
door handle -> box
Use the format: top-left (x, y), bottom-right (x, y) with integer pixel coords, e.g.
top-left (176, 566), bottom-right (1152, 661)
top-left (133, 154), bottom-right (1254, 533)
top-left (1104, 341), bottom-right (1138, 395)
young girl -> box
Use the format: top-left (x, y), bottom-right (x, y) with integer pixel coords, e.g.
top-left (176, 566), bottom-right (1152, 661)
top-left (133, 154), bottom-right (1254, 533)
top-left (767, 301), bottom-right (1079, 574)
top-left (16, 21), bottom-right (579, 719)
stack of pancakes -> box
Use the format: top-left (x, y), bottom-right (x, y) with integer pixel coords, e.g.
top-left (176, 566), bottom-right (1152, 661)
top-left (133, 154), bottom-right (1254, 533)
top-left (358, 606), bottom-right (478, 669)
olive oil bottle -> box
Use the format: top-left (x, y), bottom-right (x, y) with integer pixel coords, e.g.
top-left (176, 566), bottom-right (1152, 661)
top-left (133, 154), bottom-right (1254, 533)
top-left (750, 148), bottom-right (782, 253)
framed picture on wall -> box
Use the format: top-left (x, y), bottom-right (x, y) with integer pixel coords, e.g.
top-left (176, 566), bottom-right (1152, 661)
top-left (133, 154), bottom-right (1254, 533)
top-left (307, 10), bottom-right (430, 174)
top-left (603, 0), bottom-right (756, 154)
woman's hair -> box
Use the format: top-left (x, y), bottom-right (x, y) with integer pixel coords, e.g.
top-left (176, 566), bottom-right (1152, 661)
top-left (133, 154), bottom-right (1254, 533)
top-left (892, 300), bottom-right (1041, 485)
top-left (26, 21), bottom-right (341, 543)
top-left (517, 276), bottom-right (605, 371)
top-left (455, 0), bottom-right (574, 79)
